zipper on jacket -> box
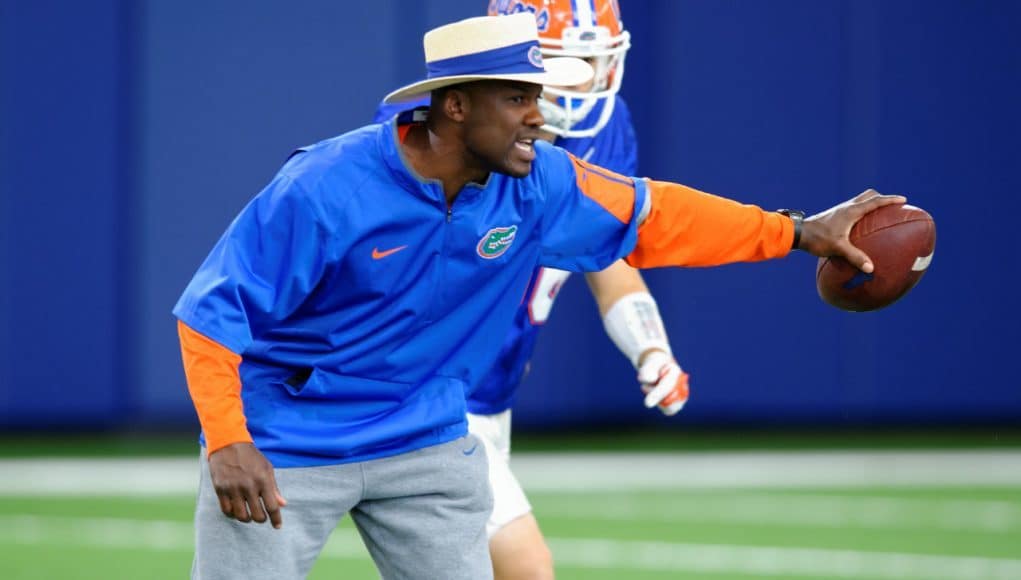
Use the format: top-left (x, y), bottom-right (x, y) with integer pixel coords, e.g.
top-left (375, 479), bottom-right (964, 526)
top-left (424, 202), bottom-right (452, 324)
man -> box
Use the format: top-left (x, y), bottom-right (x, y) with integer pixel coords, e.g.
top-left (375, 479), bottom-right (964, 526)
top-left (175, 13), bottom-right (903, 580)
top-left (374, 2), bottom-right (684, 578)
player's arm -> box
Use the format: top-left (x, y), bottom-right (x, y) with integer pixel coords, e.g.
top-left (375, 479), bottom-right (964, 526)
top-left (539, 148), bottom-right (904, 279)
top-left (629, 179), bottom-right (904, 271)
top-left (178, 321), bottom-right (286, 529)
top-left (556, 154), bottom-right (799, 269)
top-left (585, 261), bottom-right (688, 416)
top-left (627, 179), bottom-right (795, 267)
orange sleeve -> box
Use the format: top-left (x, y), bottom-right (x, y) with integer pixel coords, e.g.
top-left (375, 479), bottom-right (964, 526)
top-left (177, 320), bottom-right (253, 455)
top-left (571, 154), bottom-right (636, 223)
top-left (626, 180), bottom-right (794, 268)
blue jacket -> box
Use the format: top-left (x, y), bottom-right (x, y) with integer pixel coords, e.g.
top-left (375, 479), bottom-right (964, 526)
top-left (374, 96), bottom-right (640, 415)
top-left (468, 96), bottom-right (640, 414)
top-left (174, 118), bottom-right (646, 466)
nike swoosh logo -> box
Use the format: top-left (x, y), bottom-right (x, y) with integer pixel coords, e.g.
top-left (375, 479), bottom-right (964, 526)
top-left (371, 245), bottom-right (408, 260)
top-left (462, 444), bottom-right (478, 456)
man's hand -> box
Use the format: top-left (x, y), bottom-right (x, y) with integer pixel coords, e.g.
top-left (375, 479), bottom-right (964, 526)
top-left (799, 189), bottom-right (907, 273)
top-left (208, 442), bottom-right (287, 529)
top-left (637, 349), bottom-right (689, 416)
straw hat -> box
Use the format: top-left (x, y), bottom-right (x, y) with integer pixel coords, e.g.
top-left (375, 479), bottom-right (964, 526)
top-left (383, 13), bottom-right (594, 104)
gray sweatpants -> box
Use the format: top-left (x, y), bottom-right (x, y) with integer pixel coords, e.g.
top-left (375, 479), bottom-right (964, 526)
top-left (191, 435), bottom-right (493, 580)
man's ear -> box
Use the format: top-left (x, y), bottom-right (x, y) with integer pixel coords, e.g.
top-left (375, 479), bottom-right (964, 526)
top-left (444, 88), bottom-right (469, 123)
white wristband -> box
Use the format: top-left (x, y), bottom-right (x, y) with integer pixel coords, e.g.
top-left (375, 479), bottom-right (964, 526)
top-left (602, 291), bottom-right (671, 368)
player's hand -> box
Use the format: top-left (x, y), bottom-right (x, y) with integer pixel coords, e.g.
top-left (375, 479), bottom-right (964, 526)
top-left (207, 442), bottom-right (287, 529)
top-left (637, 350), bottom-right (689, 416)
top-left (800, 189), bottom-right (907, 273)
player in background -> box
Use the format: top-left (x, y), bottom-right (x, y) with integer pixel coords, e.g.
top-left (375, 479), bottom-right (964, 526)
top-left (374, 2), bottom-right (687, 578)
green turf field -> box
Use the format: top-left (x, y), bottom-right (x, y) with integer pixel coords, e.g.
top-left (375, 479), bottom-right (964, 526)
top-left (1, 445), bottom-right (1019, 579)
top-left (1, 486), bottom-right (1019, 579)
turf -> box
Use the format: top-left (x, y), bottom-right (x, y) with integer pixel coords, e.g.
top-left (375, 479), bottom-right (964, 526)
top-left (2, 485), bottom-right (1018, 579)
top-left (2, 434), bottom-right (1019, 578)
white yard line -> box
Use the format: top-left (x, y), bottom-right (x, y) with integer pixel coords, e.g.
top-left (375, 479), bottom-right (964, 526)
top-left (0, 514), bottom-right (368, 557)
top-left (2, 514), bottom-right (1019, 579)
top-left (535, 492), bottom-right (1021, 533)
top-left (546, 536), bottom-right (1021, 579)
top-left (1, 450), bottom-right (1020, 496)
top-left (0, 457), bottom-right (200, 496)
top-left (509, 450), bottom-right (1021, 490)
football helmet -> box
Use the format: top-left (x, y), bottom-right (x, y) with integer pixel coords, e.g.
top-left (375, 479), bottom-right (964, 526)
top-left (488, 0), bottom-right (631, 138)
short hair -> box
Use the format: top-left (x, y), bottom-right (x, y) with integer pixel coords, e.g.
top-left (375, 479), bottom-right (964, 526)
top-left (429, 84), bottom-right (472, 119)
top-left (430, 84), bottom-right (464, 104)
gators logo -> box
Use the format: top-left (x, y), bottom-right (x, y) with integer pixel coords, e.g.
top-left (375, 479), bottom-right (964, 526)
top-left (498, 2), bottom-right (550, 32)
top-left (477, 225), bottom-right (518, 259)
top-left (527, 45), bottom-right (543, 69)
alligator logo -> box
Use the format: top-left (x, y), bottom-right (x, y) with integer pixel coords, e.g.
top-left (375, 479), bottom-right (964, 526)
top-left (477, 225), bottom-right (518, 259)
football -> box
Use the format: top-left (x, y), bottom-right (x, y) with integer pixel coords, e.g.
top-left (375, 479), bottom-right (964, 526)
top-left (816, 203), bottom-right (936, 312)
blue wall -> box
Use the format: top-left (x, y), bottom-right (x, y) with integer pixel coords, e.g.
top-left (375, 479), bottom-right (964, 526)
top-left (2, 1), bottom-right (1018, 430)
top-left (1, 1), bottom-right (130, 426)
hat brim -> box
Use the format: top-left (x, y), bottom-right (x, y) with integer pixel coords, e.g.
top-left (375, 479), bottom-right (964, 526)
top-left (383, 57), bottom-right (593, 104)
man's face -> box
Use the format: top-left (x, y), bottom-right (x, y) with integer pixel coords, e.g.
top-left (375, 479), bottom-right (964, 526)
top-left (458, 80), bottom-right (546, 178)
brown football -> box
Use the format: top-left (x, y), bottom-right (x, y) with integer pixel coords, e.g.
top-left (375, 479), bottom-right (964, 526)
top-left (816, 203), bottom-right (936, 312)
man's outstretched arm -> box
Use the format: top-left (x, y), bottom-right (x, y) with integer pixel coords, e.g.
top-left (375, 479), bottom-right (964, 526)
top-left (629, 180), bottom-right (904, 271)
top-left (554, 152), bottom-right (904, 274)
